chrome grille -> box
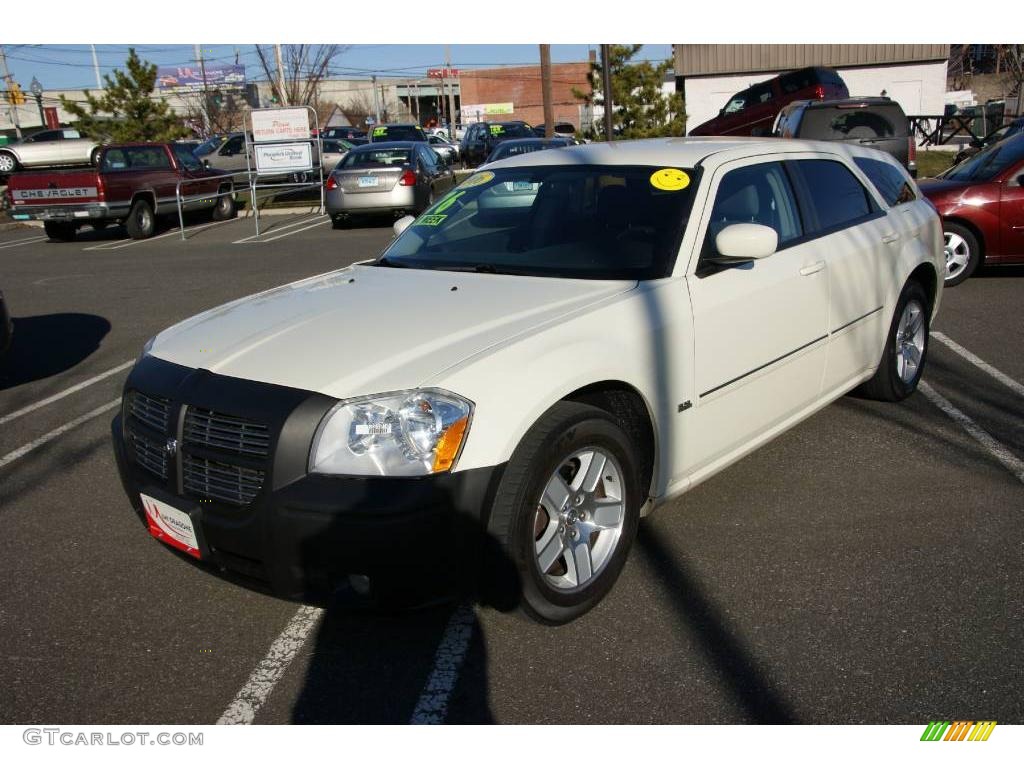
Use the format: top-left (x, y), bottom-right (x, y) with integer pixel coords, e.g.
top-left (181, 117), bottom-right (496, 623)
top-left (129, 430), bottom-right (168, 480)
top-left (184, 407), bottom-right (270, 457)
top-left (128, 391), bottom-right (171, 433)
top-left (182, 454), bottom-right (264, 506)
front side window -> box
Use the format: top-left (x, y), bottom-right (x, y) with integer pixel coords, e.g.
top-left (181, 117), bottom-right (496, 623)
top-left (382, 164), bottom-right (699, 280)
top-left (700, 162), bottom-right (802, 270)
top-left (854, 157), bottom-right (916, 207)
top-left (220, 136), bottom-right (245, 155)
top-left (789, 159), bottom-right (875, 232)
top-left (722, 92), bottom-right (748, 115)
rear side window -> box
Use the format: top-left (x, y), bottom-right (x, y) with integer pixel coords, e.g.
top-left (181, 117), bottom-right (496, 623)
top-left (797, 105), bottom-right (908, 140)
top-left (853, 157), bottom-right (917, 206)
top-left (788, 159), bottom-right (877, 232)
top-left (779, 68), bottom-right (819, 94)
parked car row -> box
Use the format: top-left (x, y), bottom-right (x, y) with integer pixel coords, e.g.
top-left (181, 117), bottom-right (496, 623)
top-left (0, 128), bottom-right (101, 175)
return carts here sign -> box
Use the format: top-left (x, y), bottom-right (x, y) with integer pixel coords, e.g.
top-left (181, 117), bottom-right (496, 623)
top-left (251, 107), bottom-right (312, 142)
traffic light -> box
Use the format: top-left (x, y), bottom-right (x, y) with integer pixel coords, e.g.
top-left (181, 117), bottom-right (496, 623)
top-left (8, 83), bottom-right (26, 105)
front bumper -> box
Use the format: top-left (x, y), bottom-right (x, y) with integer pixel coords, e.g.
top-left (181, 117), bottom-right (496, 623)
top-left (112, 355), bottom-right (505, 605)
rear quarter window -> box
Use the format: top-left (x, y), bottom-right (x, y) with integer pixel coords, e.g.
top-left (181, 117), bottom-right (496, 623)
top-left (853, 157), bottom-right (917, 207)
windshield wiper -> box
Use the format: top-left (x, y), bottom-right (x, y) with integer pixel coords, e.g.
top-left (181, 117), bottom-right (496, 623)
top-left (375, 256), bottom-right (407, 268)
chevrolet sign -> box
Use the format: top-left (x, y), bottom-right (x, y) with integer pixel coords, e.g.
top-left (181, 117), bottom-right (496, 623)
top-left (13, 187), bottom-right (98, 201)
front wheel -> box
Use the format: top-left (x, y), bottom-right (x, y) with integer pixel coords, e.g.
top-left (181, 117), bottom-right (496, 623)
top-left (856, 281), bottom-right (930, 402)
top-left (211, 191), bottom-right (237, 221)
top-left (90, 147), bottom-right (102, 167)
top-left (943, 223), bottom-right (981, 287)
top-left (486, 402), bottom-right (640, 624)
top-left (0, 151), bottom-right (18, 174)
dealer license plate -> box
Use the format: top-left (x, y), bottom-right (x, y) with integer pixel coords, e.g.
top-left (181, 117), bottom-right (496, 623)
top-left (141, 493), bottom-right (201, 559)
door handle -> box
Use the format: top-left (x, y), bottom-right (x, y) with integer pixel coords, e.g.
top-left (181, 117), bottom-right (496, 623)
top-left (882, 232), bottom-right (901, 244)
top-left (799, 261), bottom-right (825, 276)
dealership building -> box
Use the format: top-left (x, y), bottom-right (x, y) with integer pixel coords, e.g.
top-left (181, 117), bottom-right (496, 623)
top-left (674, 44), bottom-right (950, 133)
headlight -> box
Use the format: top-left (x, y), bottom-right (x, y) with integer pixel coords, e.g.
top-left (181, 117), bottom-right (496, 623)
top-left (139, 336), bottom-right (155, 361)
top-left (309, 389), bottom-right (472, 477)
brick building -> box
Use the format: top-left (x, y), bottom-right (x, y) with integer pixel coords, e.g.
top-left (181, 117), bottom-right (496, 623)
top-left (458, 62), bottom-right (592, 129)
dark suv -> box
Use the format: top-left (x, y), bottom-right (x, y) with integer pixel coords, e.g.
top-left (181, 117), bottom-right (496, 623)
top-left (774, 97), bottom-right (917, 176)
top-left (688, 66), bottom-right (848, 137)
top-left (369, 124), bottom-right (429, 143)
top-left (460, 121), bottom-right (536, 167)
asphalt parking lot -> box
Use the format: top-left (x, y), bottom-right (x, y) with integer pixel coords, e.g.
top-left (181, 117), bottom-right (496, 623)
top-left (0, 213), bottom-right (1021, 725)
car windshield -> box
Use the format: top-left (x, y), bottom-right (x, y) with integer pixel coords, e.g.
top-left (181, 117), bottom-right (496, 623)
top-left (942, 134), bottom-right (1024, 181)
top-left (371, 126), bottom-right (423, 141)
top-left (489, 123), bottom-right (534, 139)
top-left (380, 164), bottom-right (699, 280)
top-left (340, 149), bottom-right (411, 168)
top-left (194, 137), bottom-right (221, 156)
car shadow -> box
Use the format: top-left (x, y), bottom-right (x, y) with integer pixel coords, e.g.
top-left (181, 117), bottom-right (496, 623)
top-left (288, 478), bottom-right (514, 724)
top-left (0, 312), bottom-right (110, 390)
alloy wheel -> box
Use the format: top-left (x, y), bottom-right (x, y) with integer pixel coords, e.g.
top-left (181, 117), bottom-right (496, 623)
top-left (895, 299), bottom-right (926, 384)
top-left (532, 447), bottom-right (626, 591)
top-left (944, 231), bottom-right (970, 281)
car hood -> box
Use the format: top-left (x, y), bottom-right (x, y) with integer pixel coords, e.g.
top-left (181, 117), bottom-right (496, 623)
top-left (148, 263), bottom-right (635, 399)
top-left (917, 178), bottom-right (975, 199)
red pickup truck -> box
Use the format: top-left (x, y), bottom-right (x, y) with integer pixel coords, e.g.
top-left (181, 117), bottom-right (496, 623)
top-left (5, 142), bottom-right (235, 241)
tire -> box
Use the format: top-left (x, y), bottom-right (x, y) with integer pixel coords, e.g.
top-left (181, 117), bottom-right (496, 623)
top-left (125, 198), bottom-right (156, 240)
top-left (0, 151), bottom-right (18, 174)
top-left (211, 190), bottom-right (237, 221)
top-left (43, 221), bottom-right (77, 241)
top-left (91, 221), bottom-right (110, 231)
top-left (331, 215), bottom-right (350, 230)
top-left (943, 222), bottom-right (981, 287)
top-left (90, 147), bottom-right (102, 167)
top-left (486, 401), bottom-right (640, 624)
top-left (856, 280), bottom-right (930, 402)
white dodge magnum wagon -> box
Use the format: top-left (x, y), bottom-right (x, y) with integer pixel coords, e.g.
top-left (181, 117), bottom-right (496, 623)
top-left (113, 138), bottom-right (943, 623)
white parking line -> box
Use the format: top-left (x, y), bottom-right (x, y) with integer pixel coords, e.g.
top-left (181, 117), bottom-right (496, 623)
top-left (0, 236), bottom-right (47, 250)
top-left (82, 219), bottom-right (236, 251)
top-left (0, 360), bottom-right (134, 427)
top-left (231, 215), bottom-right (327, 244)
top-left (257, 218), bottom-right (332, 243)
top-left (217, 605), bottom-right (324, 725)
top-left (409, 604), bottom-right (476, 724)
top-left (0, 398), bottom-right (120, 471)
top-left (931, 331), bottom-right (1024, 399)
top-left (918, 381), bottom-right (1024, 485)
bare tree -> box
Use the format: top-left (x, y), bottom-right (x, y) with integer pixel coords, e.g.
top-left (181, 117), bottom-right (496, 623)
top-left (180, 87), bottom-right (247, 135)
top-left (340, 92), bottom-right (374, 129)
top-left (254, 45), bottom-right (347, 107)
top-left (995, 45), bottom-right (1024, 117)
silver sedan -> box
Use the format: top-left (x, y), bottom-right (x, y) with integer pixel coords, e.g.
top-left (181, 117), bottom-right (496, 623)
top-left (0, 129), bottom-right (101, 173)
top-left (325, 141), bottom-right (455, 227)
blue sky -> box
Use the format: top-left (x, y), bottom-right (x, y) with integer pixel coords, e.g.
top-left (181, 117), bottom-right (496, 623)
top-left (4, 44), bottom-right (674, 91)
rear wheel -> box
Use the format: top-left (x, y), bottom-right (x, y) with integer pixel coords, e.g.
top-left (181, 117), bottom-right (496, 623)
top-left (125, 198), bottom-right (156, 240)
top-left (43, 221), bottom-right (77, 241)
top-left (943, 222), bottom-right (981, 287)
top-left (856, 280), bottom-right (929, 402)
top-left (0, 151), bottom-right (18, 174)
top-left (486, 401), bottom-right (640, 624)
top-left (211, 190), bottom-right (237, 221)
top-left (90, 147), bottom-right (102, 167)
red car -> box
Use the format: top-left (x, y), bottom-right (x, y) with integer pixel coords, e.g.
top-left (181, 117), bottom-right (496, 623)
top-left (688, 66), bottom-right (848, 137)
top-left (919, 132), bottom-right (1024, 286)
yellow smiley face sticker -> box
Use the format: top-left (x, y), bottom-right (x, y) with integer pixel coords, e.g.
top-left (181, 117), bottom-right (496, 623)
top-left (459, 170), bottom-right (495, 189)
top-left (649, 168), bottom-right (691, 192)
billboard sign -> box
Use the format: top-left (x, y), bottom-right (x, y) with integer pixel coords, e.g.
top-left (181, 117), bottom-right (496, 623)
top-left (427, 68), bottom-right (460, 79)
top-left (157, 65), bottom-right (245, 91)
top-left (460, 103), bottom-right (515, 121)
top-left (251, 108), bottom-right (311, 142)
top-left (254, 142), bottom-right (313, 174)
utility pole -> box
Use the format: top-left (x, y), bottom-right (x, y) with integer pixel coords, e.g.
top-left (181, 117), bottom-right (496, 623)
top-left (0, 46), bottom-right (22, 139)
top-left (540, 44), bottom-right (554, 138)
top-left (275, 44), bottom-right (287, 106)
top-left (90, 44), bottom-right (102, 90)
top-left (194, 43), bottom-right (211, 136)
top-left (444, 45), bottom-right (455, 137)
top-left (371, 75), bottom-right (381, 124)
top-left (601, 44), bottom-right (614, 142)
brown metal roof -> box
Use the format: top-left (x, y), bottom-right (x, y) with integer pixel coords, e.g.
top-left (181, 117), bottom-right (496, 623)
top-left (674, 44), bottom-right (949, 77)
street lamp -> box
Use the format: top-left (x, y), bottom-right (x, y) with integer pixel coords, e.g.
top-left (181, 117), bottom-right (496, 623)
top-left (30, 76), bottom-right (44, 127)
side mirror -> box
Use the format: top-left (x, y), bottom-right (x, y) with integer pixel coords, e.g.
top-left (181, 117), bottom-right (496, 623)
top-left (393, 215), bottom-right (415, 238)
top-left (1017, 174), bottom-right (1024, 188)
top-left (970, 139), bottom-right (983, 148)
top-left (719, 108), bottom-right (726, 117)
top-left (714, 223), bottom-right (778, 261)
top-left (202, 158), bottom-right (211, 169)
